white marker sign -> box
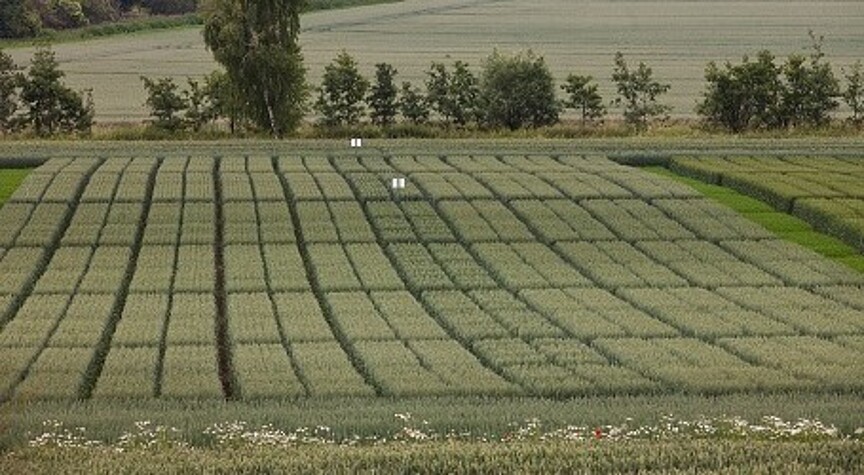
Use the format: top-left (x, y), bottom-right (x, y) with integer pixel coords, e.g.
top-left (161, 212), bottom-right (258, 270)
top-left (350, 138), bottom-right (363, 148)
top-left (391, 177), bottom-right (406, 190)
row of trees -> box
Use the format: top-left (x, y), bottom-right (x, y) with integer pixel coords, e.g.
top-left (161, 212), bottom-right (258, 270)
top-left (0, 47), bottom-right (93, 135)
top-left (1, 0), bottom-right (198, 38)
top-left (143, 47), bottom-right (863, 135)
top-left (141, 49), bottom-right (672, 134)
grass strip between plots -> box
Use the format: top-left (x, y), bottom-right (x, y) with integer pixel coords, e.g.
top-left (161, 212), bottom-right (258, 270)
top-left (0, 169), bottom-right (30, 208)
top-left (646, 166), bottom-right (864, 273)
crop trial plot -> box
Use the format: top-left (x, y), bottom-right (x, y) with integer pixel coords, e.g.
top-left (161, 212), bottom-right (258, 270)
top-left (0, 153), bottom-right (862, 403)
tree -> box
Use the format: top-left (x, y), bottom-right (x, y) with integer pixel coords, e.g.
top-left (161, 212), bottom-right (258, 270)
top-left (398, 81), bottom-right (429, 125)
top-left (0, 1), bottom-right (41, 38)
top-left (611, 52), bottom-right (671, 130)
top-left (81, 0), bottom-right (121, 23)
top-left (314, 51), bottom-right (369, 127)
top-left (478, 50), bottom-right (559, 130)
top-left (697, 51), bottom-right (784, 132)
top-left (42, 0), bottom-right (89, 29)
top-left (425, 60), bottom-right (479, 127)
top-left (19, 47), bottom-right (93, 135)
top-left (562, 74), bottom-right (605, 125)
top-left (0, 49), bottom-right (21, 133)
top-left (202, 0), bottom-right (306, 138)
top-left (141, 76), bottom-right (186, 131)
top-left (779, 32), bottom-right (839, 128)
top-left (367, 62), bottom-right (398, 127)
top-left (141, 0), bottom-right (198, 15)
top-left (204, 70), bottom-right (246, 134)
top-left (843, 61), bottom-right (864, 125)
top-left (183, 78), bottom-right (214, 132)
top-left (449, 61), bottom-right (480, 126)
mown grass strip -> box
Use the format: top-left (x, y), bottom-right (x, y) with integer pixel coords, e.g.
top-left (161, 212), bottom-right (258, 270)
top-left (0, 169), bottom-right (31, 208)
top-left (646, 166), bottom-right (864, 273)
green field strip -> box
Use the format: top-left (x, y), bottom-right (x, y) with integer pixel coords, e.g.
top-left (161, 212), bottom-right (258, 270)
top-left (387, 155), bottom-right (645, 394)
top-left (274, 156), bottom-right (383, 397)
top-left (328, 201), bottom-right (377, 242)
top-left (717, 336), bottom-right (864, 391)
top-left (152, 158), bottom-right (188, 398)
top-left (91, 346), bottom-right (159, 399)
top-left (647, 166), bottom-right (864, 273)
top-left (339, 157), bottom-right (529, 394)
top-left (343, 243), bottom-right (404, 290)
top-left (715, 287), bottom-right (864, 337)
top-left (244, 160), bottom-right (311, 397)
top-left (1, 158), bottom-right (104, 402)
top-left (402, 156), bottom-right (632, 354)
top-left (76, 158), bottom-right (158, 399)
top-left (398, 201), bottom-right (457, 242)
top-left (616, 288), bottom-right (796, 341)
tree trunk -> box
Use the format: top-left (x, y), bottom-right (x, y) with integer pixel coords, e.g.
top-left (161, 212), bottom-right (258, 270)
top-left (263, 88), bottom-right (279, 139)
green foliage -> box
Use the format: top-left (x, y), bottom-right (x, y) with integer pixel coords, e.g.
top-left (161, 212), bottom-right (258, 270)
top-left (780, 33), bottom-right (839, 128)
top-left (140, 76), bottom-right (186, 132)
top-left (203, 0), bottom-right (307, 137)
top-left (314, 51), bottom-right (369, 127)
top-left (0, 49), bottom-right (21, 132)
top-left (478, 50), bottom-right (559, 130)
top-left (0, 0), bottom-right (42, 38)
top-left (43, 0), bottom-right (90, 30)
top-left (843, 61), bottom-right (864, 125)
top-left (397, 81), bottom-right (428, 125)
top-left (697, 51), bottom-right (783, 132)
top-left (18, 46), bottom-right (94, 135)
top-left (183, 78), bottom-right (213, 132)
top-left (561, 74), bottom-right (605, 125)
top-left (203, 70), bottom-right (246, 134)
top-left (611, 52), bottom-right (671, 131)
top-left (141, 0), bottom-right (199, 15)
top-left (425, 60), bottom-right (479, 126)
top-left (81, 0), bottom-right (120, 23)
top-left (367, 62), bottom-right (398, 127)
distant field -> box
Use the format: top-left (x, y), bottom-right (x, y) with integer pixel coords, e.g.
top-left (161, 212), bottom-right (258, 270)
top-left (5, 0), bottom-right (864, 122)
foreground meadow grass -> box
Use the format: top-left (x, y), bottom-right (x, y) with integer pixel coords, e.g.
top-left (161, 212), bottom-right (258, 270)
top-left (4, 439), bottom-right (863, 474)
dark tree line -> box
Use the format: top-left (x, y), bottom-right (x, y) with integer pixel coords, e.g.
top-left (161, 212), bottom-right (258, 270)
top-left (1, 1), bottom-right (199, 38)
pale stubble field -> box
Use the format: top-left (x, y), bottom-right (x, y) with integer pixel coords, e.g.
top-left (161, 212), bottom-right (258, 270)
top-left (5, 0), bottom-right (864, 122)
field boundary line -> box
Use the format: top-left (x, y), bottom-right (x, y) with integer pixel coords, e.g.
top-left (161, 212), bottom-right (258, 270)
top-left (212, 157), bottom-right (239, 400)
